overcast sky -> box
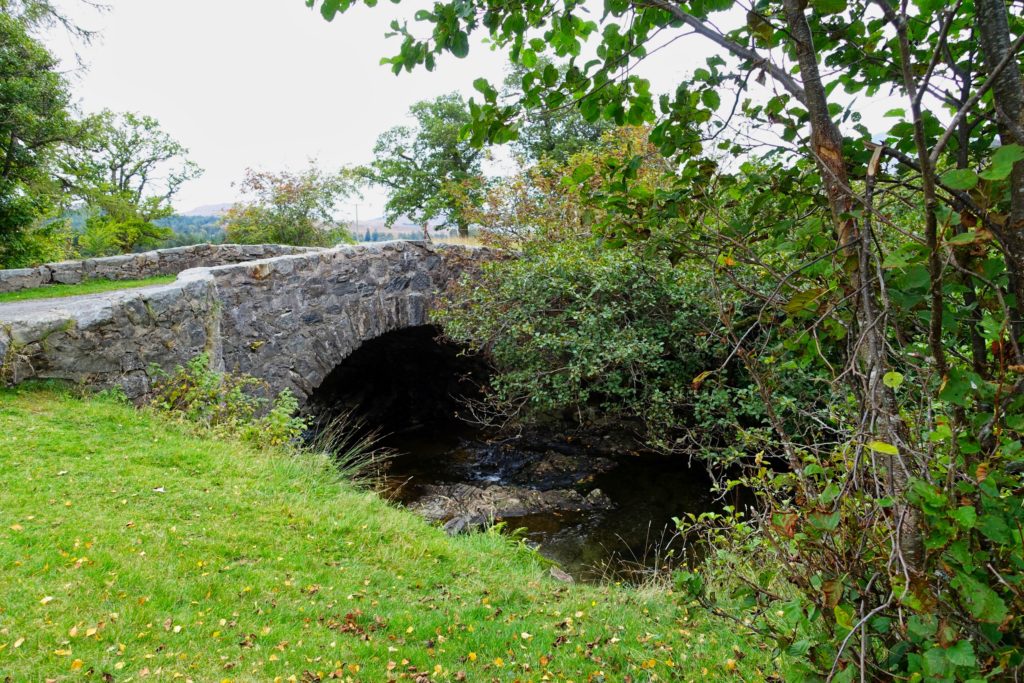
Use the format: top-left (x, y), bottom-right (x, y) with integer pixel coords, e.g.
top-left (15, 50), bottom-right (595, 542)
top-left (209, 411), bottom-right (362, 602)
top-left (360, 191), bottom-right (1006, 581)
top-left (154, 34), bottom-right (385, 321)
top-left (42, 1), bottom-right (910, 222)
top-left (41, 0), bottom-right (701, 220)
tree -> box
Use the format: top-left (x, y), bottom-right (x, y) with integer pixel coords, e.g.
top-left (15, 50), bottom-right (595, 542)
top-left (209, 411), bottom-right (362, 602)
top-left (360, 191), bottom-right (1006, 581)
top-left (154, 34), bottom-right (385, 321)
top-left (503, 59), bottom-right (612, 165)
top-left (0, 0), bottom-right (105, 48)
top-left (61, 110), bottom-right (202, 255)
top-left (309, 0), bottom-right (1024, 677)
top-left (221, 164), bottom-right (357, 247)
top-left (469, 125), bottom-right (667, 247)
top-left (0, 12), bottom-right (79, 267)
top-left (358, 93), bottom-right (483, 239)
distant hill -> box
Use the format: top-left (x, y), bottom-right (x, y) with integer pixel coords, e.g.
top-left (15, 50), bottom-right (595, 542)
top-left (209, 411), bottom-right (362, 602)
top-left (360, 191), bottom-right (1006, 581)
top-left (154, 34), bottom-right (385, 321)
top-left (156, 214), bottom-right (225, 246)
top-left (355, 215), bottom-right (445, 232)
top-left (180, 203), bottom-right (234, 217)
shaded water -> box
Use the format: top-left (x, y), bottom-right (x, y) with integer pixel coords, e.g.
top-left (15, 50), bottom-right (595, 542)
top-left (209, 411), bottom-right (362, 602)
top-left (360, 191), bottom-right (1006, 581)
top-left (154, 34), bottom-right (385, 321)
top-left (306, 325), bottom-right (734, 582)
top-left (381, 426), bottom-right (734, 581)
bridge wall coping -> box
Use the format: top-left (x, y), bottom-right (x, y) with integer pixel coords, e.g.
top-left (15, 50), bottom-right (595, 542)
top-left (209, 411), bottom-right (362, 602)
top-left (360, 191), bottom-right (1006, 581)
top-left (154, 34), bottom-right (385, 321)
top-left (0, 243), bottom-right (325, 294)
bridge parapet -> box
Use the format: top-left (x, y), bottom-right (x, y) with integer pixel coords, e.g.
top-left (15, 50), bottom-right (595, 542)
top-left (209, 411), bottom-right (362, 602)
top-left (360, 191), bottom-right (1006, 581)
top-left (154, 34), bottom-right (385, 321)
top-left (0, 241), bottom-right (492, 401)
top-left (0, 243), bottom-right (323, 294)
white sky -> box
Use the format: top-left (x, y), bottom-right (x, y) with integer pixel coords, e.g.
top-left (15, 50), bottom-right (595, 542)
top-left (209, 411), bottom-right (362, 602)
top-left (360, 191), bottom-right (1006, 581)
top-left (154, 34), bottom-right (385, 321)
top-left (45, 1), bottom-right (904, 221)
top-left (46, 0), bottom-right (708, 220)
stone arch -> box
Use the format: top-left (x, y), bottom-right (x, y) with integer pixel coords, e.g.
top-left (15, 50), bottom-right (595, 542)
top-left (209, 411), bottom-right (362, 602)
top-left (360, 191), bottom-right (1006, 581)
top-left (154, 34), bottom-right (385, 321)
top-left (208, 241), bottom-right (480, 403)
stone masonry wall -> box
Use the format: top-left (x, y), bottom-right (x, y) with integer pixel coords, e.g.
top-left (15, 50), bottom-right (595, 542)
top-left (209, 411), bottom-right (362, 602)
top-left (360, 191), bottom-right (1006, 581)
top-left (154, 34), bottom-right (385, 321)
top-left (0, 242), bottom-right (491, 402)
top-left (0, 243), bottom-right (323, 294)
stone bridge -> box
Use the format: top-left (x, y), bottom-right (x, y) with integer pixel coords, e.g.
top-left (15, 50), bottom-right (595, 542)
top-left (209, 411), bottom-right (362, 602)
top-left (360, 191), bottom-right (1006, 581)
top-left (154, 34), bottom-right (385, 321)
top-left (0, 242), bottom-right (490, 402)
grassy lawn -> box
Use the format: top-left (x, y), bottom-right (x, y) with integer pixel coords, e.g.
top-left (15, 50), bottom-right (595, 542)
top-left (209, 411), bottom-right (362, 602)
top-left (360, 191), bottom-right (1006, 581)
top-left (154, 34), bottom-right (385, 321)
top-left (0, 276), bottom-right (177, 304)
top-left (0, 386), bottom-right (770, 681)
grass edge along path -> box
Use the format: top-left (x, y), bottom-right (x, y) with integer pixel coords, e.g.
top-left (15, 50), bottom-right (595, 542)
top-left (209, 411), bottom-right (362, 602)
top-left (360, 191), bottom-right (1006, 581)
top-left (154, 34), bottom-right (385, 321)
top-left (0, 275), bottom-right (177, 304)
top-left (0, 386), bottom-right (770, 681)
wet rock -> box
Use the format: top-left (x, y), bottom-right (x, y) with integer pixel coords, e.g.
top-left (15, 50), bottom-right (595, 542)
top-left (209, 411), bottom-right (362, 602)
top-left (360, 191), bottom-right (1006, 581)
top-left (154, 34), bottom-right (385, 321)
top-left (410, 482), bottom-right (615, 522)
top-left (442, 514), bottom-right (489, 536)
top-left (516, 451), bottom-right (616, 487)
top-left (549, 566), bottom-right (575, 583)
top-left (451, 439), bottom-right (619, 490)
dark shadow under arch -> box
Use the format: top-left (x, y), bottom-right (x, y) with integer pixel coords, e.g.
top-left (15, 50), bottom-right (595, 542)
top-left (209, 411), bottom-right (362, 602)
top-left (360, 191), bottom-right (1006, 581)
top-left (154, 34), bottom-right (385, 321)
top-left (305, 325), bottom-right (489, 435)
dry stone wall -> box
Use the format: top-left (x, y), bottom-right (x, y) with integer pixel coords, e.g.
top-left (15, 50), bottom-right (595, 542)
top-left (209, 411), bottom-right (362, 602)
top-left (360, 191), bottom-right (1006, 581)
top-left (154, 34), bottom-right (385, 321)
top-left (0, 243), bottom-right (323, 294)
top-left (0, 242), bottom-right (490, 402)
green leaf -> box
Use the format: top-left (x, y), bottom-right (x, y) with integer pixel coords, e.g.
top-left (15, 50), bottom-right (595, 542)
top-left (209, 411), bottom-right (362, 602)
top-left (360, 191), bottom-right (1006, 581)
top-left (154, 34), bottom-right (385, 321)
top-left (813, 0), bottom-right (846, 13)
top-left (472, 78), bottom-right (496, 100)
top-left (953, 573), bottom-right (1008, 623)
top-left (320, 0), bottom-right (342, 20)
top-left (809, 509), bottom-right (841, 530)
top-left (784, 287), bottom-right (826, 316)
top-left (941, 168), bottom-right (979, 190)
top-left (883, 371), bottom-right (904, 389)
top-left (450, 31), bottom-right (469, 58)
top-left (946, 640), bottom-right (975, 668)
top-left (834, 603), bottom-right (855, 630)
top-left (945, 230), bottom-right (981, 246)
top-left (866, 440), bottom-right (899, 455)
top-left (950, 506), bottom-right (977, 529)
top-left (571, 163), bottom-right (595, 183)
top-left (979, 143), bottom-right (1024, 181)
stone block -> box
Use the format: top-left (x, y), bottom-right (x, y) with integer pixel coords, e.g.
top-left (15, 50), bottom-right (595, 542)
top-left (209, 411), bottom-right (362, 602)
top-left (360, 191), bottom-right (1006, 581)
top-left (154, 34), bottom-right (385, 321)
top-left (47, 260), bottom-right (84, 285)
top-left (0, 267), bottom-right (47, 293)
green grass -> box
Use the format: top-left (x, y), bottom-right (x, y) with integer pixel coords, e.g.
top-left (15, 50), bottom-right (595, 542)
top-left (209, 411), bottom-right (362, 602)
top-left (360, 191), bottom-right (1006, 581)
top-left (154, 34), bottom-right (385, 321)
top-left (0, 276), bottom-right (177, 304)
top-left (0, 386), bottom-right (770, 681)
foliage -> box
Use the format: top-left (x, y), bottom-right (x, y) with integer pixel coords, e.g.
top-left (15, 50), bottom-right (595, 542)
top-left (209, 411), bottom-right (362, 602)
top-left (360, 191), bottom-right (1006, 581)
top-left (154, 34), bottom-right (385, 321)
top-left (221, 164), bottom-right (355, 247)
top-left (0, 13), bottom-right (79, 267)
top-left (503, 59), bottom-right (613, 165)
top-left (60, 110), bottom-right (202, 256)
top-left (308, 0), bottom-right (1024, 676)
top-left (357, 93), bottom-right (483, 239)
top-left (0, 0), bottom-right (104, 44)
top-left (469, 125), bottom-right (671, 248)
top-left (0, 385), bottom-right (766, 679)
top-left (437, 238), bottom-right (732, 446)
top-left (150, 354), bottom-right (306, 448)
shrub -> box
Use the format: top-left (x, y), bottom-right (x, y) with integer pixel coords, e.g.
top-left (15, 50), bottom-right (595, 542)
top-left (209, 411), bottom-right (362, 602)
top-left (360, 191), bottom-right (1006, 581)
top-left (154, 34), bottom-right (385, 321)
top-left (150, 354), bottom-right (306, 448)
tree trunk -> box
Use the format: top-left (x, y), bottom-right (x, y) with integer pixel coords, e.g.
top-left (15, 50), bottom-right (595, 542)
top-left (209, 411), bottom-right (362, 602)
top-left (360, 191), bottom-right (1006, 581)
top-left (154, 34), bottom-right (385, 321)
top-left (781, 0), bottom-right (922, 571)
top-left (975, 0), bottom-right (1024, 336)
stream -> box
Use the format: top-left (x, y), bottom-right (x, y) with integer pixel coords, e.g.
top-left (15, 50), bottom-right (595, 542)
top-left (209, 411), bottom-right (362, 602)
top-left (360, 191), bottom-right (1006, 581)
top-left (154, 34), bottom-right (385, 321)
top-left (307, 325), bottom-right (736, 582)
top-left (378, 425), bottom-right (734, 582)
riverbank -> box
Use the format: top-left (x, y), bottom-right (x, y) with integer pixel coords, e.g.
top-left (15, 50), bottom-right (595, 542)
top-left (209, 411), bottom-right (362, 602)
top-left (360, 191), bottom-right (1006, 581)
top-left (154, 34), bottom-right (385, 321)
top-left (0, 386), bottom-right (770, 681)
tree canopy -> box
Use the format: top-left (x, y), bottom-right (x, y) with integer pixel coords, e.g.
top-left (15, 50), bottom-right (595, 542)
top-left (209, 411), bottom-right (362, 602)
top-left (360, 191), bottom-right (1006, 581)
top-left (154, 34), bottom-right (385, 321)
top-left (357, 93), bottom-right (483, 239)
top-left (60, 110), bottom-right (202, 255)
top-left (0, 12), bottom-right (80, 266)
top-left (221, 164), bottom-right (356, 247)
